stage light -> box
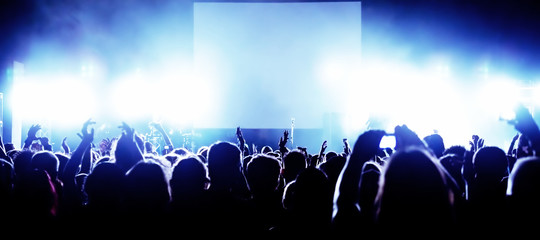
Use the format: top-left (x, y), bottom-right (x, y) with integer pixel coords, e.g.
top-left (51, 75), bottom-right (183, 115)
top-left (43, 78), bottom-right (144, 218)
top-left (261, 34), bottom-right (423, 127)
top-left (477, 76), bottom-right (521, 121)
top-left (110, 74), bottom-right (156, 120)
top-left (53, 79), bottom-right (97, 126)
top-left (12, 75), bottom-right (97, 126)
top-left (346, 59), bottom-right (471, 147)
top-left (156, 74), bottom-right (213, 129)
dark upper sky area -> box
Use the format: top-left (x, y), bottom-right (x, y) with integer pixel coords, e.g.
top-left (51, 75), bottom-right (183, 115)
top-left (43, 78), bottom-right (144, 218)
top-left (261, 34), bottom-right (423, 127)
top-left (1, 0), bottom-right (539, 79)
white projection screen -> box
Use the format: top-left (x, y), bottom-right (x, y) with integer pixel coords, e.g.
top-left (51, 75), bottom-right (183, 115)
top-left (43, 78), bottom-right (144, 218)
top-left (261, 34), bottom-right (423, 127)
top-left (193, 1), bottom-right (362, 129)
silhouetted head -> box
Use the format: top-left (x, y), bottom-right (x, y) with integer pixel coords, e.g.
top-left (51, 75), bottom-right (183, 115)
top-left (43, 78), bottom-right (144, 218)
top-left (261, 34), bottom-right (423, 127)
top-left (506, 156), bottom-right (540, 228)
top-left (289, 166), bottom-right (333, 231)
top-left (31, 151), bottom-right (60, 180)
top-left (4, 143), bottom-right (15, 153)
top-left (507, 156), bottom-right (540, 202)
top-left (173, 147), bottom-right (191, 157)
top-left (423, 133), bottom-right (445, 159)
top-left (245, 154), bottom-right (282, 195)
top-left (124, 160), bottom-right (171, 215)
top-left (7, 149), bottom-right (20, 163)
top-left (358, 160), bottom-right (382, 220)
top-left (318, 155), bottom-right (346, 188)
top-left (114, 134), bottom-right (144, 174)
top-left (170, 155), bottom-right (209, 197)
top-left (473, 146), bottom-right (508, 181)
top-left (84, 162), bottom-right (125, 206)
top-left (12, 150), bottom-right (34, 181)
top-left (207, 141), bottom-right (242, 187)
top-left (282, 149), bottom-right (307, 184)
top-left (323, 151), bottom-right (338, 163)
top-left (294, 167), bottom-right (331, 207)
top-left (16, 169), bottom-right (58, 220)
top-left (261, 145), bottom-right (273, 154)
top-left (375, 146), bottom-right (455, 228)
top-left (442, 145), bottom-right (467, 159)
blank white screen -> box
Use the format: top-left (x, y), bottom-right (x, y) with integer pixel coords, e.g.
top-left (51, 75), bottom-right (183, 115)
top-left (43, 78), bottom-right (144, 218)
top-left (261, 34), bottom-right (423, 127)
top-left (194, 1), bottom-right (362, 128)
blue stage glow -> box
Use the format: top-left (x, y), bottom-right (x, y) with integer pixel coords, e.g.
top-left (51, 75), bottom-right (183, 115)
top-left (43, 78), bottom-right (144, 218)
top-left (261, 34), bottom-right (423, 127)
top-left (4, 0), bottom-right (540, 152)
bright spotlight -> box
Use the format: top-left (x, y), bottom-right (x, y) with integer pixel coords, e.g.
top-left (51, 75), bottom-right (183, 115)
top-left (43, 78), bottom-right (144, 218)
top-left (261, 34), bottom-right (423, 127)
top-left (111, 75), bottom-right (156, 120)
top-left (12, 75), bottom-right (97, 126)
top-left (478, 76), bottom-right (521, 121)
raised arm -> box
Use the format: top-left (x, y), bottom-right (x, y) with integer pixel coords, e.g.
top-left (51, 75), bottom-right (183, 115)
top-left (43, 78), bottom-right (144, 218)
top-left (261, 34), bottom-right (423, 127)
top-left (236, 127), bottom-right (247, 156)
top-left (63, 119), bottom-right (95, 183)
top-left (393, 124), bottom-right (426, 151)
top-left (279, 130), bottom-right (290, 157)
top-left (115, 122), bottom-right (144, 173)
top-left (316, 140), bottom-right (328, 166)
top-left (79, 141), bottom-right (93, 175)
top-left (333, 129), bottom-right (385, 229)
top-left (150, 121), bottom-right (174, 152)
top-left (61, 137), bottom-right (71, 155)
top-left (61, 118), bottom-right (95, 211)
top-left (23, 124), bottom-right (42, 150)
top-left (461, 134), bottom-right (484, 186)
top-left (343, 138), bottom-right (351, 156)
top-left (39, 136), bottom-right (53, 151)
top-left (507, 133), bottom-right (520, 157)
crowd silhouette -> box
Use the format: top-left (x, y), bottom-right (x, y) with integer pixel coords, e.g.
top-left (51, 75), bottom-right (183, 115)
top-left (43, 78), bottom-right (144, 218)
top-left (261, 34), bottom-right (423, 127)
top-left (1, 104), bottom-right (540, 237)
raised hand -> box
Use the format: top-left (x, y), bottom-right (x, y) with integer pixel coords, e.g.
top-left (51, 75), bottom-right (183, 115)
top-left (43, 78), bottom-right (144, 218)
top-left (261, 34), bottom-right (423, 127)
top-left (316, 140), bottom-right (328, 165)
top-left (394, 125), bottom-right (425, 151)
top-left (343, 138), bottom-right (351, 156)
top-left (236, 127), bottom-right (245, 152)
top-left (79, 118), bottom-right (96, 143)
top-left (28, 124), bottom-right (42, 140)
top-left (278, 129), bottom-right (290, 156)
top-left (279, 130), bottom-right (289, 148)
top-left (507, 133), bottom-right (520, 156)
top-left (252, 143), bottom-right (258, 154)
top-left (351, 129), bottom-right (386, 159)
top-left (119, 121), bottom-right (135, 139)
top-left (23, 124), bottom-right (43, 150)
top-left (469, 134), bottom-right (484, 153)
top-left (61, 137), bottom-right (70, 154)
top-left (116, 121), bottom-right (143, 173)
top-left (320, 140), bottom-right (328, 153)
top-left (333, 129), bottom-right (385, 225)
top-left (39, 136), bottom-right (53, 151)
